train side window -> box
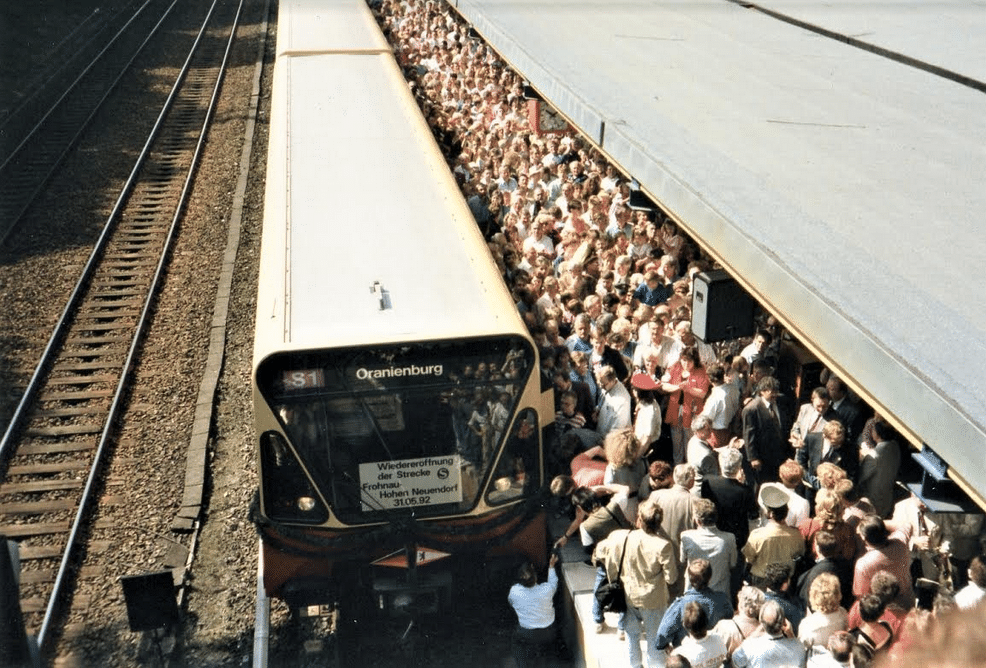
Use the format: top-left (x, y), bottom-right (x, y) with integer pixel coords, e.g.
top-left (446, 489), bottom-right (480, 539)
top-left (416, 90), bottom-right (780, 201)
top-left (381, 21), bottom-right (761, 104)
top-left (487, 408), bottom-right (541, 505)
top-left (259, 430), bottom-right (329, 524)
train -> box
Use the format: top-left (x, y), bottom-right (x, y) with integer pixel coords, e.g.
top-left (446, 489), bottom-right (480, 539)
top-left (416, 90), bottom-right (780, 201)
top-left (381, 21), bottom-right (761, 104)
top-left (250, 0), bottom-right (553, 635)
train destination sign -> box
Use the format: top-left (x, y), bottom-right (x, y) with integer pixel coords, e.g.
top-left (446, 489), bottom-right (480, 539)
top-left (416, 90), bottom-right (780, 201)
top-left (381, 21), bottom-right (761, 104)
top-left (359, 455), bottom-right (463, 511)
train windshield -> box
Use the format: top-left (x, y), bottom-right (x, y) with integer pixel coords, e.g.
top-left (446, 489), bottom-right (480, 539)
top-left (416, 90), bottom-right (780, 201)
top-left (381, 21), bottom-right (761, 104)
top-left (257, 336), bottom-right (537, 524)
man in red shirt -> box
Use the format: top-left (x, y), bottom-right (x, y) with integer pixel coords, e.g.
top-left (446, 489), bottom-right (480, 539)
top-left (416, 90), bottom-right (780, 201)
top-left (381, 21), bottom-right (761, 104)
top-left (852, 514), bottom-right (915, 610)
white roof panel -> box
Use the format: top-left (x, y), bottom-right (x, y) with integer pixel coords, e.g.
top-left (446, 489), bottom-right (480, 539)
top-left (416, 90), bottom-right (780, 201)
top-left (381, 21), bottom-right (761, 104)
top-left (277, 0), bottom-right (389, 56)
top-left (283, 53), bottom-right (511, 346)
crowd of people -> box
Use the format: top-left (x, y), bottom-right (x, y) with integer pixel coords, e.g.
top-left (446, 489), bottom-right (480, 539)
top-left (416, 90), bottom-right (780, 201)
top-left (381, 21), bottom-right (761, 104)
top-left (369, 2), bottom-right (986, 667)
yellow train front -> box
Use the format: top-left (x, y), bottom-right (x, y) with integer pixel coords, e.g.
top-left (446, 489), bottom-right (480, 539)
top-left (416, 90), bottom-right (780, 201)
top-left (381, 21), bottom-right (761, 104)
top-left (252, 0), bottom-right (552, 621)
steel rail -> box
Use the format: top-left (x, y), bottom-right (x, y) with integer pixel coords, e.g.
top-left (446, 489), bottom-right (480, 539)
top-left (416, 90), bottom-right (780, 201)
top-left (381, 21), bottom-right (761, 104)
top-left (0, 0), bottom-right (177, 244)
top-left (0, 0), bottom-right (192, 469)
top-left (0, 0), bottom-right (163, 172)
top-left (33, 0), bottom-right (244, 653)
top-left (0, 1), bottom-right (242, 657)
top-left (0, 6), bottom-right (110, 131)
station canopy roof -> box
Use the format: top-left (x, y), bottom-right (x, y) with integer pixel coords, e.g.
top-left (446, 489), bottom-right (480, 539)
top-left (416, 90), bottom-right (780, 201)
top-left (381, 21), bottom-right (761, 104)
top-left (453, 0), bottom-right (986, 507)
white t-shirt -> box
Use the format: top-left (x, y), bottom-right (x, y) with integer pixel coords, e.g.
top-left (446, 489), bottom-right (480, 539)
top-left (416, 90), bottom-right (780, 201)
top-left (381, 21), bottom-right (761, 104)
top-left (672, 633), bottom-right (729, 668)
top-left (955, 581), bottom-right (986, 610)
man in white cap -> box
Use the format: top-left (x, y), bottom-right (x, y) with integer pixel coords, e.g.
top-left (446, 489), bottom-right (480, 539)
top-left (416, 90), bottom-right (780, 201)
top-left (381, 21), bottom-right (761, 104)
top-left (741, 485), bottom-right (805, 587)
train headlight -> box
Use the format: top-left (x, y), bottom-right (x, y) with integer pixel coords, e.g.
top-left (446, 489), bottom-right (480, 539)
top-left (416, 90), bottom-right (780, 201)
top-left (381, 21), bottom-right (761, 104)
top-left (297, 496), bottom-right (317, 512)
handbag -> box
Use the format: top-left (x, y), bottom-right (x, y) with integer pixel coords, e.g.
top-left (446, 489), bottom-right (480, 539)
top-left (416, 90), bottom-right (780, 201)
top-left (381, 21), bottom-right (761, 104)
top-left (594, 533), bottom-right (630, 613)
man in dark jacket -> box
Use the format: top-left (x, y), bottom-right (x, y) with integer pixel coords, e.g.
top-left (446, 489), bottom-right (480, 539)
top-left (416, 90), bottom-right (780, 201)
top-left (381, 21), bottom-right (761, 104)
top-left (701, 446), bottom-right (756, 550)
top-left (741, 376), bottom-right (788, 484)
top-left (796, 530), bottom-right (854, 610)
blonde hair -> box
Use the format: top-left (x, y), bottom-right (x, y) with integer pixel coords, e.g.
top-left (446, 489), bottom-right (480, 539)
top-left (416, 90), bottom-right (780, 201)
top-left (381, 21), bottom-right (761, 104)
top-left (808, 573), bottom-right (842, 614)
top-left (813, 488), bottom-right (844, 532)
top-left (778, 459), bottom-right (803, 488)
top-left (816, 462), bottom-right (847, 490)
top-left (604, 428), bottom-right (640, 469)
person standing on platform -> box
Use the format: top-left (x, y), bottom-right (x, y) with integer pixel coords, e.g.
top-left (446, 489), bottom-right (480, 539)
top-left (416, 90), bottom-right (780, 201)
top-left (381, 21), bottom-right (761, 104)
top-left (757, 459), bottom-right (810, 528)
top-left (699, 363), bottom-right (740, 449)
top-left (855, 421), bottom-right (901, 519)
top-left (685, 416), bottom-right (720, 496)
top-left (798, 420), bottom-right (856, 503)
top-left (650, 464), bottom-right (697, 596)
top-left (655, 559), bottom-right (734, 656)
top-left (634, 269), bottom-right (672, 308)
top-left (853, 514), bottom-right (915, 610)
top-left (639, 459), bottom-right (675, 500)
top-left (701, 447), bottom-right (756, 551)
top-left (797, 529), bottom-right (855, 611)
top-left (565, 313), bottom-right (594, 354)
top-left (955, 554), bottom-right (986, 610)
top-left (595, 364), bottom-right (632, 437)
top-left (604, 428), bottom-right (648, 526)
top-left (760, 562), bottom-right (806, 636)
top-left (742, 486), bottom-right (805, 588)
top-left (741, 376), bottom-right (788, 485)
top-left (591, 330), bottom-right (630, 382)
top-left (570, 350), bottom-right (599, 406)
top-left (739, 328), bottom-right (772, 367)
top-left (710, 585), bottom-right (764, 662)
top-left (669, 602), bottom-right (728, 668)
top-left (789, 386), bottom-right (839, 451)
top-left (825, 375), bottom-right (865, 445)
top-left (806, 630), bottom-right (854, 668)
top-left (565, 483), bottom-right (633, 637)
top-left (594, 497), bottom-right (679, 668)
top-left (798, 572), bottom-right (849, 650)
top-left (679, 498), bottom-right (737, 599)
top-left (553, 370), bottom-right (596, 430)
top-left (661, 347), bottom-right (709, 465)
top-left (632, 373), bottom-right (664, 459)
top-left (633, 319), bottom-right (674, 374)
top-left (730, 600), bottom-right (807, 668)
top-left (662, 320), bottom-right (717, 370)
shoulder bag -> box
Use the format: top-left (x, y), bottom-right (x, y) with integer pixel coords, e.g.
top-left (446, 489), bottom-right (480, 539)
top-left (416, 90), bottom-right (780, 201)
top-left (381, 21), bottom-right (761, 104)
top-left (594, 532), bottom-right (631, 613)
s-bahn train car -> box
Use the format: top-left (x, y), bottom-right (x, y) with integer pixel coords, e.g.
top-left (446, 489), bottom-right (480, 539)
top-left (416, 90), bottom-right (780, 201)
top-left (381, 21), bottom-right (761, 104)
top-left (252, 0), bottom-right (552, 621)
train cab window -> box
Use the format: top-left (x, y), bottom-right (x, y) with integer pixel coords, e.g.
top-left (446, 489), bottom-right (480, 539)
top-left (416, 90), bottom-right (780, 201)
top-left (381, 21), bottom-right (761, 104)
top-left (257, 337), bottom-right (537, 525)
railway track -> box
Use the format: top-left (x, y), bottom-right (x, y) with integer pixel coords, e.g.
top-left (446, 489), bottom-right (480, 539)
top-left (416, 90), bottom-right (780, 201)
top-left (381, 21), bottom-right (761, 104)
top-left (0, 0), bottom-right (177, 245)
top-left (0, 0), bottom-right (244, 658)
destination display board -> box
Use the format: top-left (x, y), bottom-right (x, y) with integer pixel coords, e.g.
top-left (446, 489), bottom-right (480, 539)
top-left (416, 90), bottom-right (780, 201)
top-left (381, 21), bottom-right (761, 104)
top-left (359, 455), bottom-right (463, 511)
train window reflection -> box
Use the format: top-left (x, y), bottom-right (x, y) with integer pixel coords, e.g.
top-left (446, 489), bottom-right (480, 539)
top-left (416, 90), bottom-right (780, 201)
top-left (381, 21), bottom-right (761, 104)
top-left (487, 408), bottom-right (540, 506)
top-left (262, 339), bottom-right (534, 524)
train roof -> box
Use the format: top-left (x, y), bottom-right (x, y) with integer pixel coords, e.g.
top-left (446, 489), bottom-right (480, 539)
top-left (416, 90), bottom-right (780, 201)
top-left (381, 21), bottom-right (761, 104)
top-left (255, 1), bottom-right (524, 361)
top-left (274, 0), bottom-right (390, 57)
top-left (454, 0), bottom-right (986, 501)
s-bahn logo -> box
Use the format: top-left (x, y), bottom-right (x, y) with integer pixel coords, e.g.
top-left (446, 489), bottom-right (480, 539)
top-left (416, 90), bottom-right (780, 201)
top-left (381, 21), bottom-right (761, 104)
top-left (355, 364), bottom-right (444, 380)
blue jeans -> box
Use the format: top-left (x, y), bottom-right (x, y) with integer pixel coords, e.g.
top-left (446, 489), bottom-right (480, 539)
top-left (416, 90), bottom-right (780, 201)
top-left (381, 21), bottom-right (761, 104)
top-left (592, 565), bottom-right (625, 630)
top-left (623, 602), bottom-right (667, 668)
